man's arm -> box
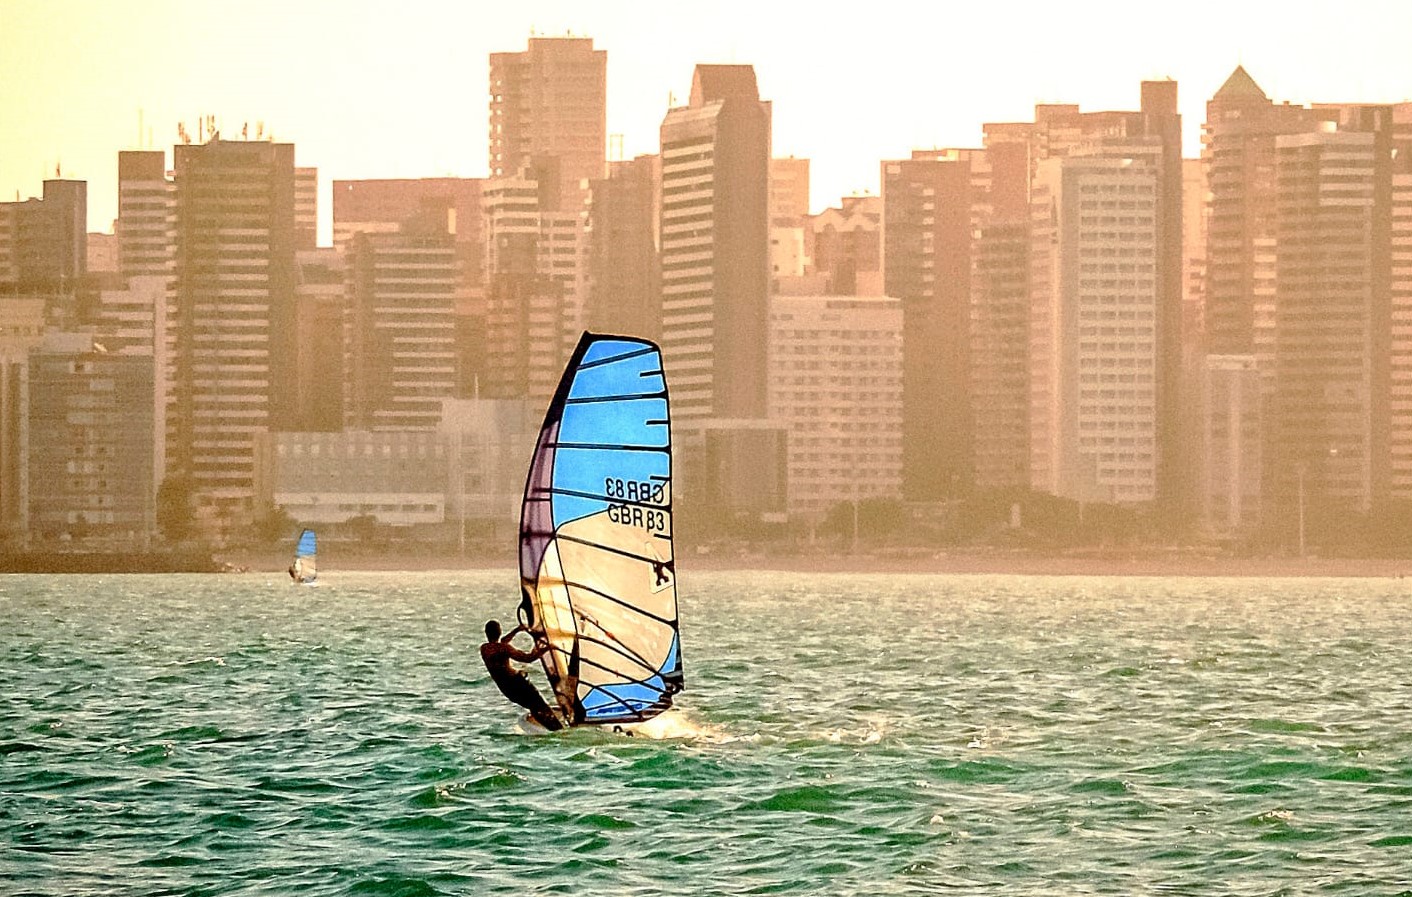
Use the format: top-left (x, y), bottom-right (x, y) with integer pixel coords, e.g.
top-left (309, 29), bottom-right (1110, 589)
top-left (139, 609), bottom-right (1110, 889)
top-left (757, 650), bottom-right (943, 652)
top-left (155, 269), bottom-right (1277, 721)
top-left (503, 641), bottom-right (546, 663)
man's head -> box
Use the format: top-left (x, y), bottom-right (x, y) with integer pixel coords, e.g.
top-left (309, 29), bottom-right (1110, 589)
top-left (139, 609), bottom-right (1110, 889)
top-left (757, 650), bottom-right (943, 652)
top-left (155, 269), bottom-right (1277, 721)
top-left (485, 620), bottom-right (501, 641)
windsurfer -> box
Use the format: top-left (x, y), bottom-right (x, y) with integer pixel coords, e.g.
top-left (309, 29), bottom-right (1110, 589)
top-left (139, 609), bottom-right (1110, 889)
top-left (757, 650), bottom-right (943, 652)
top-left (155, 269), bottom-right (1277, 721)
top-left (480, 620), bottom-right (563, 731)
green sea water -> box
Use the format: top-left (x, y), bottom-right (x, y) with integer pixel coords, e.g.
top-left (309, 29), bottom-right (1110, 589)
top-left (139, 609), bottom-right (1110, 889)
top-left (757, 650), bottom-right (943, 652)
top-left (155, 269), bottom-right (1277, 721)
top-left (3, 570), bottom-right (1412, 895)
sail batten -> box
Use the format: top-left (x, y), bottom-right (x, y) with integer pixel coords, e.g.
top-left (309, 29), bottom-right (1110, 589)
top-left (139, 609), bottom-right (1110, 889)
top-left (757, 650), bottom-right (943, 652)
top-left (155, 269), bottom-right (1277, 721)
top-left (518, 332), bottom-right (682, 727)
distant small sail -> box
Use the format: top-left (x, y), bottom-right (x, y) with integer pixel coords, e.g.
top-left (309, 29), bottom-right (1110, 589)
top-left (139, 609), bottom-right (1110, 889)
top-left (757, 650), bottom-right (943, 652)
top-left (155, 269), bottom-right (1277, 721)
top-left (292, 529), bottom-right (317, 584)
top-left (518, 332), bottom-right (683, 726)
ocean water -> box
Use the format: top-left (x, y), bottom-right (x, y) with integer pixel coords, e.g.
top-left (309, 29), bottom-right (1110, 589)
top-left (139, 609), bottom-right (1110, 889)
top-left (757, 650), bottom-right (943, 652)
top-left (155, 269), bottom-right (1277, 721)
top-left (3, 570), bottom-right (1412, 896)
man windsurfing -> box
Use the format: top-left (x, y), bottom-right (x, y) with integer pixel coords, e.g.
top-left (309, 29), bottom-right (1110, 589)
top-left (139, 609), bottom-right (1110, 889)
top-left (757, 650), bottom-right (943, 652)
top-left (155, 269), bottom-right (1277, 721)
top-left (480, 619), bottom-right (563, 731)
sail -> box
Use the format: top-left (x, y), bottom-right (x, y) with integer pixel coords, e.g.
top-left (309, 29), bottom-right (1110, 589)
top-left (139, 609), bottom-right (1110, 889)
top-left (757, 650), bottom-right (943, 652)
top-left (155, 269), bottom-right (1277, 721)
top-left (293, 529), bottom-right (317, 583)
top-left (519, 332), bottom-right (682, 726)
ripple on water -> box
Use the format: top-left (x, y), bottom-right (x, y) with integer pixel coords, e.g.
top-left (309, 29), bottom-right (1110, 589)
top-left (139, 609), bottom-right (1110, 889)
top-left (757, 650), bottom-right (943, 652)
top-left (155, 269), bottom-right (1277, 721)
top-left (4, 571), bottom-right (1412, 896)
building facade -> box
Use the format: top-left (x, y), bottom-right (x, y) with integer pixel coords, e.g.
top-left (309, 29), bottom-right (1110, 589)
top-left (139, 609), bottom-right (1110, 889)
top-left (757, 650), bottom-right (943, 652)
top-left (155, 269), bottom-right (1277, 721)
top-left (489, 36), bottom-right (606, 214)
top-left (345, 231), bottom-right (457, 431)
top-left (768, 294), bottom-right (903, 519)
top-left (659, 64), bottom-right (772, 422)
top-left (171, 139), bottom-right (298, 540)
top-left (1030, 155), bottom-right (1160, 505)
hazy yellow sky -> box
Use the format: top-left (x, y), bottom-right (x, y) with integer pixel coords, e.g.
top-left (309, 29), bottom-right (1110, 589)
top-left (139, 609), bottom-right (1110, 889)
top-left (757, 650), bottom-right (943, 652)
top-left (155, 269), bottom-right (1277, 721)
top-left (2, 0), bottom-right (1410, 240)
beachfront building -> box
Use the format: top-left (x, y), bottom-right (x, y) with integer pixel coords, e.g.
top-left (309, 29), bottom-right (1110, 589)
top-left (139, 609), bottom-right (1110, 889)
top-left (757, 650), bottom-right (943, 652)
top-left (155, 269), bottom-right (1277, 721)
top-left (1029, 154), bottom-right (1160, 505)
top-left (438, 397), bottom-right (540, 532)
top-left (1201, 355), bottom-right (1262, 535)
top-left (23, 333), bottom-right (157, 546)
top-left (256, 429), bottom-right (447, 527)
top-left (882, 149), bottom-right (984, 502)
top-left (489, 36), bottom-right (606, 216)
top-left (344, 230), bottom-right (457, 431)
top-left (1270, 114), bottom-right (1395, 517)
top-left (170, 138), bottom-right (299, 542)
top-left (584, 155), bottom-right (661, 341)
top-left (658, 64), bottom-right (772, 423)
top-left (768, 294), bottom-right (903, 520)
top-left (0, 299), bottom-right (48, 540)
top-left (481, 170), bottom-right (587, 406)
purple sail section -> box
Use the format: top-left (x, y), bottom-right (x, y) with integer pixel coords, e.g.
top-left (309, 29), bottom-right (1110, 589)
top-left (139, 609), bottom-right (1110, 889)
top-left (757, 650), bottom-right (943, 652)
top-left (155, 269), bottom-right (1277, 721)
top-left (518, 417), bottom-right (560, 589)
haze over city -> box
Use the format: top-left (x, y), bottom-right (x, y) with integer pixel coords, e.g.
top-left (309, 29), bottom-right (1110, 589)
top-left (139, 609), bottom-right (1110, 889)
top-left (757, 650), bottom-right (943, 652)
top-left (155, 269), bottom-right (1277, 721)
top-left (4, 0), bottom-right (1412, 239)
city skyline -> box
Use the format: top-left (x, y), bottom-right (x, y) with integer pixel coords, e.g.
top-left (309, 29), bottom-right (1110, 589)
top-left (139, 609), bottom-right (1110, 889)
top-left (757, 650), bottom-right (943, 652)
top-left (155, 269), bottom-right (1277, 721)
top-left (4, 0), bottom-right (1411, 238)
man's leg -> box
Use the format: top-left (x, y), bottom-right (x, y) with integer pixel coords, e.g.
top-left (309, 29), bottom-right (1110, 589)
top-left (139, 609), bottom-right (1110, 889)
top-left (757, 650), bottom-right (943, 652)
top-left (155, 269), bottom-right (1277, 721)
top-left (506, 675), bottom-right (564, 731)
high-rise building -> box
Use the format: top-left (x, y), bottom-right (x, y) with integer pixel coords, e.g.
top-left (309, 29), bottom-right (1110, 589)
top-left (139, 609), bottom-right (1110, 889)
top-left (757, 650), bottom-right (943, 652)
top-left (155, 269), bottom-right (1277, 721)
top-left (117, 150), bottom-right (175, 282)
top-left (807, 195), bottom-right (881, 296)
top-left (769, 157), bottom-right (811, 226)
top-left (1030, 155), bottom-right (1160, 504)
top-left (25, 334), bottom-right (156, 545)
top-left (292, 248), bottom-right (345, 431)
top-left (585, 155), bottom-right (660, 340)
top-left (769, 157), bottom-right (811, 287)
top-left (768, 294), bottom-right (902, 519)
top-left (984, 83), bottom-right (1184, 516)
top-left (345, 230), bottom-right (457, 431)
top-left (882, 149), bottom-right (983, 500)
top-left (1270, 113), bottom-right (1395, 517)
top-left (1392, 105), bottom-right (1412, 500)
top-left (333, 177), bottom-right (488, 396)
top-left (1202, 67), bottom-right (1315, 357)
top-left (489, 36), bottom-right (606, 214)
top-left (659, 64), bottom-right (772, 422)
top-left (481, 170), bottom-right (586, 404)
top-left (1201, 355), bottom-right (1262, 533)
top-left (171, 139), bottom-right (298, 540)
top-left (970, 220), bottom-right (1031, 489)
top-left (295, 167), bottom-right (318, 250)
top-left (0, 179), bottom-right (87, 322)
top-left (0, 299), bottom-right (46, 540)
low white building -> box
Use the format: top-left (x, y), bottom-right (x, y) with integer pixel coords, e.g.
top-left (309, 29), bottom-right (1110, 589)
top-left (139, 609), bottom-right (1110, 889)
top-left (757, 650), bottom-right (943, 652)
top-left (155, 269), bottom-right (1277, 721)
top-left (768, 294), bottom-right (903, 519)
top-left (257, 430), bottom-right (447, 526)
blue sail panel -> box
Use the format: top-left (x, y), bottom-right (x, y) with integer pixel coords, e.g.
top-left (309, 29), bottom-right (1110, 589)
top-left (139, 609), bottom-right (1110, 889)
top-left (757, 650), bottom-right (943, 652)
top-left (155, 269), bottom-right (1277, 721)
top-left (292, 529), bottom-right (317, 584)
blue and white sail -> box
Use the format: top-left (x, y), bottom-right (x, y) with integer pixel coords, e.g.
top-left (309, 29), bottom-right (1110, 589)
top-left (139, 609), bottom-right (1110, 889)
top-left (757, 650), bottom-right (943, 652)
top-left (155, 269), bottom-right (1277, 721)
top-left (518, 332), bottom-right (682, 726)
top-left (291, 528), bottom-right (317, 584)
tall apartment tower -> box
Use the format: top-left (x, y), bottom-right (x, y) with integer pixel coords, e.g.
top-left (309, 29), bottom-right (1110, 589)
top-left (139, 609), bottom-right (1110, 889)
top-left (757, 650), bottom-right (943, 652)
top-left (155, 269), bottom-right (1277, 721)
top-left (768, 295), bottom-right (903, 519)
top-left (117, 151), bottom-right (175, 283)
top-left (1030, 155), bottom-right (1161, 504)
top-left (1271, 110), bottom-right (1396, 517)
top-left (25, 338), bottom-right (156, 544)
top-left (1202, 67), bottom-right (1315, 357)
top-left (171, 139), bottom-right (298, 539)
top-left (481, 170), bottom-right (587, 405)
top-left (585, 155), bottom-right (661, 340)
top-left (333, 177), bottom-right (487, 395)
top-left (981, 83), bottom-right (1184, 514)
top-left (489, 36), bottom-right (606, 213)
top-left (0, 180), bottom-right (88, 322)
top-left (970, 134), bottom-right (1032, 491)
top-left (881, 149), bottom-right (984, 500)
top-left (1392, 104), bottom-right (1412, 500)
top-left (808, 195), bottom-right (881, 296)
top-left (292, 248), bottom-right (345, 431)
top-left (345, 229), bottom-right (457, 431)
top-left (295, 167), bottom-right (318, 250)
top-left (659, 64), bottom-right (772, 421)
